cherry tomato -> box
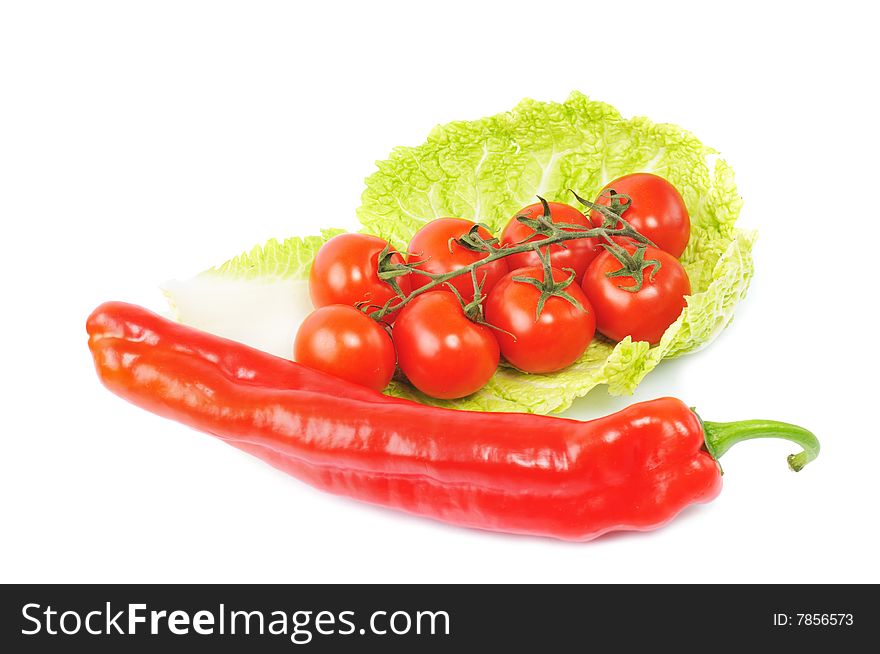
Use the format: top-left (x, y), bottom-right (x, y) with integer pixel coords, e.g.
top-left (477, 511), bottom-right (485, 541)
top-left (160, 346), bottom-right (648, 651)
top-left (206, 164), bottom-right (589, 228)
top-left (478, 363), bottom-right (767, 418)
top-left (580, 246), bottom-right (691, 345)
top-left (393, 292), bottom-right (499, 399)
top-left (294, 305), bottom-right (396, 391)
top-left (485, 266), bottom-right (596, 373)
top-left (591, 173), bottom-right (690, 257)
top-left (500, 201), bottom-right (602, 279)
top-left (406, 218), bottom-right (508, 302)
top-left (309, 233), bottom-right (411, 322)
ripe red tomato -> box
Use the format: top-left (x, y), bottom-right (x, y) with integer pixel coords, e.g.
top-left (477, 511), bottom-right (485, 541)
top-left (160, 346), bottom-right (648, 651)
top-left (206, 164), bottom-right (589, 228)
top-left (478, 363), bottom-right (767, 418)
top-left (580, 247), bottom-right (691, 345)
top-left (294, 305), bottom-right (396, 391)
top-left (393, 292), bottom-right (499, 399)
top-left (406, 218), bottom-right (508, 302)
top-left (485, 266), bottom-right (596, 373)
top-left (591, 173), bottom-right (690, 257)
top-left (500, 201), bottom-right (602, 278)
top-left (309, 233), bottom-right (411, 322)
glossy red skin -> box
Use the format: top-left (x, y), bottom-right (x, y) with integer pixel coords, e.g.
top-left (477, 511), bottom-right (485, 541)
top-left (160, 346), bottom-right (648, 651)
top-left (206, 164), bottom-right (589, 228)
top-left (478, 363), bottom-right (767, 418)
top-left (485, 266), bottom-right (596, 373)
top-left (500, 202), bottom-right (603, 278)
top-left (392, 292), bottom-right (499, 399)
top-left (406, 218), bottom-right (508, 302)
top-left (309, 233), bottom-right (411, 322)
top-left (591, 173), bottom-right (690, 257)
top-left (294, 305), bottom-right (396, 392)
top-left (581, 247), bottom-right (691, 345)
top-left (88, 303), bottom-right (722, 541)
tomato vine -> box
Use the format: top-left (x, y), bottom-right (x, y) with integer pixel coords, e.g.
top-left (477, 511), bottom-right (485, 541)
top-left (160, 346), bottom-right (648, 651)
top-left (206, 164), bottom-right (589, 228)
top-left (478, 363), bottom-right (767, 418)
top-left (369, 190), bottom-right (660, 322)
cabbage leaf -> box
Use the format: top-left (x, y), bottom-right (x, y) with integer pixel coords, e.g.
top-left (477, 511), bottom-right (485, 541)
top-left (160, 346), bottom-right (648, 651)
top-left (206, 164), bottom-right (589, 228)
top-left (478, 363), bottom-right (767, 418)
top-left (164, 92), bottom-right (754, 414)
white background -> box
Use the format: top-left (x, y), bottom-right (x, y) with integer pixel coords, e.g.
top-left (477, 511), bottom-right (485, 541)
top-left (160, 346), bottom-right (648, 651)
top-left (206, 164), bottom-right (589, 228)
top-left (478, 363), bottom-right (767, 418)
top-left (2, 1), bottom-right (878, 583)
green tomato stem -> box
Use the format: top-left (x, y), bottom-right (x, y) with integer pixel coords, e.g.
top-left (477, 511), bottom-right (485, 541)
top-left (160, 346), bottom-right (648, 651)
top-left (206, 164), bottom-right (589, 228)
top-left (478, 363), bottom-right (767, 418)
top-left (371, 192), bottom-right (648, 321)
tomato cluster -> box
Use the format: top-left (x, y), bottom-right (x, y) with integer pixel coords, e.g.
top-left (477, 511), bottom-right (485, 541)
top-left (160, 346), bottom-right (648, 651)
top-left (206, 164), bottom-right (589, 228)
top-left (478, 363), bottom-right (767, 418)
top-left (294, 172), bottom-right (693, 399)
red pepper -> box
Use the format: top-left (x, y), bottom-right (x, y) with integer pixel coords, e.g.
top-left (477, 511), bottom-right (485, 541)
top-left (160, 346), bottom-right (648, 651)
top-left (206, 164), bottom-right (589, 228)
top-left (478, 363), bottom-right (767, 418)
top-left (87, 302), bottom-right (819, 541)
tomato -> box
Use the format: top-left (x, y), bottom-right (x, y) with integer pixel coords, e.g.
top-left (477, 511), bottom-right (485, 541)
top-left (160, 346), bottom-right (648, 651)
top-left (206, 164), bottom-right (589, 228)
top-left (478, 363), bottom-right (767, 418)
top-left (393, 292), bottom-right (499, 399)
top-left (309, 233), bottom-right (411, 322)
top-left (500, 201), bottom-right (602, 278)
top-left (485, 266), bottom-right (596, 373)
top-left (294, 305), bottom-right (396, 391)
top-left (406, 218), bottom-right (508, 302)
top-left (591, 173), bottom-right (690, 257)
top-left (580, 247), bottom-right (691, 345)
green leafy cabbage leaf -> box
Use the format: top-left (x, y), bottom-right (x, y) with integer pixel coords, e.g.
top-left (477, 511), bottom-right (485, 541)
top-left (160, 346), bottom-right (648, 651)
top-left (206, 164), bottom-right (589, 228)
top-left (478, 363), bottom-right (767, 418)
top-left (164, 92), bottom-right (754, 414)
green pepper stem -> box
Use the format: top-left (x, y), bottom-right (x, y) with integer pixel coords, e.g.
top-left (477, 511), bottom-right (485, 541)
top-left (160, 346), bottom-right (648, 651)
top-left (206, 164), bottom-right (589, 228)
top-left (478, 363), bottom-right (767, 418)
top-left (702, 419), bottom-right (820, 472)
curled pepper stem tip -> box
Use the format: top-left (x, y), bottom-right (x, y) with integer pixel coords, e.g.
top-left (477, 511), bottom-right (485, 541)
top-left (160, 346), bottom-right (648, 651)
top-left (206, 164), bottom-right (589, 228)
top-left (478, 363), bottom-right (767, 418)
top-left (701, 419), bottom-right (820, 472)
